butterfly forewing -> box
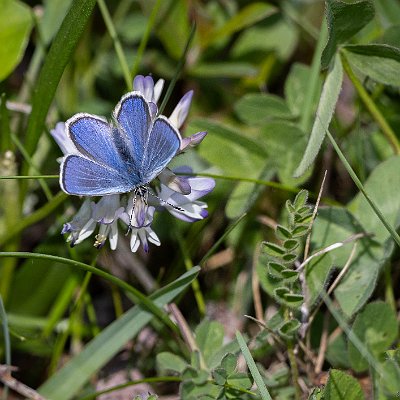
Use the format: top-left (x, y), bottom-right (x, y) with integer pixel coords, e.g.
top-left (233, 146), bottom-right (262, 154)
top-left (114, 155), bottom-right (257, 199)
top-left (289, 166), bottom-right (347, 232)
top-left (114, 92), bottom-right (151, 170)
top-left (67, 114), bottom-right (125, 170)
top-left (141, 116), bottom-right (181, 183)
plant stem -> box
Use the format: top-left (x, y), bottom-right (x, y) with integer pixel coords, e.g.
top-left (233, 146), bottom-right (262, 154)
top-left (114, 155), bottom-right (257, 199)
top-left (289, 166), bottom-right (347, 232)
top-left (97, 0), bottom-right (131, 89)
top-left (340, 51), bottom-right (400, 154)
top-left (287, 342), bottom-right (301, 400)
top-left (325, 129), bottom-right (400, 249)
top-left (131, 0), bottom-right (163, 77)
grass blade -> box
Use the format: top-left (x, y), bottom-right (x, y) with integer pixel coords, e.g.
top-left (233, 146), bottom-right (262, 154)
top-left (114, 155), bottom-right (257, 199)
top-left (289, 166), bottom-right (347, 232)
top-left (38, 267), bottom-right (200, 400)
top-left (0, 251), bottom-right (182, 333)
top-left (21, 0), bottom-right (97, 177)
top-left (236, 331), bottom-right (273, 400)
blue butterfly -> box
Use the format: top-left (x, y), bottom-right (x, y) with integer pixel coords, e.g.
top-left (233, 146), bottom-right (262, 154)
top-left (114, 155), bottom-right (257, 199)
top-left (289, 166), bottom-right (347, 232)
top-left (60, 92), bottom-right (181, 196)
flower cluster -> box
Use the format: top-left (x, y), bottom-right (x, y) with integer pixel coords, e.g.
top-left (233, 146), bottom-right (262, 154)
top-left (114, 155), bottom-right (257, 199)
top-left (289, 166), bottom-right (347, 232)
top-left (52, 75), bottom-right (214, 252)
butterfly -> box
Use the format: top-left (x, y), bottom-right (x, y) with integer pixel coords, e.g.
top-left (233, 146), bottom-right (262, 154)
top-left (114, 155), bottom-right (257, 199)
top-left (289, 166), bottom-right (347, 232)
top-left (60, 92), bottom-right (181, 197)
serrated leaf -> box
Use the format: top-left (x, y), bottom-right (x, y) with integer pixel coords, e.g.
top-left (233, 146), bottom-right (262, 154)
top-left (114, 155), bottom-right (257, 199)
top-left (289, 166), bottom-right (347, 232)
top-left (324, 369), bottom-right (365, 400)
top-left (0, 0), bottom-right (33, 81)
top-left (234, 94), bottom-right (294, 125)
top-left (343, 44), bottom-right (400, 87)
top-left (321, 0), bottom-right (375, 69)
top-left (294, 53), bottom-right (343, 176)
top-left (348, 301), bottom-right (398, 372)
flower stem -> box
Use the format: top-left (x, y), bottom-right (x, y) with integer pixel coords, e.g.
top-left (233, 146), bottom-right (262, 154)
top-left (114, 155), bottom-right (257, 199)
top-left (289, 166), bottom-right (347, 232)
top-left (131, 0), bottom-right (163, 77)
top-left (287, 341), bottom-right (301, 400)
top-left (340, 51), bottom-right (400, 154)
top-left (97, 0), bottom-right (131, 89)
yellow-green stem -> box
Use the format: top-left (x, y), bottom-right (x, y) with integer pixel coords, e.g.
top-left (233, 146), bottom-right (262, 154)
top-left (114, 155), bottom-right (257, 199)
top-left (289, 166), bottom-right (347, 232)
top-left (340, 51), bottom-right (400, 154)
top-left (97, 0), bottom-right (131, 89)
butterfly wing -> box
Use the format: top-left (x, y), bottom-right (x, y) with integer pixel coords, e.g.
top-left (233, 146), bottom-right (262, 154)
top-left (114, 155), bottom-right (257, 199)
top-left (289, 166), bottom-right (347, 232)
top-left (113, 92), bottom-right (150, 175)
top-left (63, 113), bottom-right (141, 195)
top-left (61, 155), bottom-right (134, 196)
top-left (114, 92), bottom-right (180, 184)
top-left (141, 116), bottom-right (181, 183)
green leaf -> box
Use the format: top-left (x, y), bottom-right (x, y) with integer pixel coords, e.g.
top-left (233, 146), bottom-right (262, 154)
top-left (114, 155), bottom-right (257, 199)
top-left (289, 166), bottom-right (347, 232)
top-left (202, 2), bottom-right (277, 48)
top-left (235, 331), bottom-right (273, 400)
top-left (324, 369), bottom-right (365, 400)
top-left (213, 367), bottom-right (228, 385)
top-left (278, 319), bottom-right (300, 340)
top-left (348, 301), bottom-right (398, 372)
top-left (294, 53), bottom-right (343, 177)
top-left (234, 94), bottom-right (294, 125)
top-left (227, 372), bottom-right (252, 390)
top-left (284, 63), bottom-right (322, 117)
top-left (283, 293), bottom-right (304, 309)
top-left (260, 121), bottom-right (309, 186)
top-left (281, 269), bottom-right (299, 283)
top-left (268, 262), bottom-right (285, 279)
top-left (305, 253), bottom-right (333, 307)
top-left (282, 239), bottom-right (299, 251)
top-left (263, 242), bottom-right (286, 258)
top-left (276, 225), bottom-right (292, 240)
top-left (190, 62), bottom-right (258, 78)
top-left (0, 0), bottom-right (33, 81)
top-left (221, 353), bottom-right (237, 375)
top-left (343, 44), bottom-right (400, 87)
top-left (293, 190), bottom-right (309, 210)
top-left (157, 352), bottom-right (187, 374)
top-left (23, 0), bottom-right (97, 169)
top-left (195, 319), bottom-right (225, 367)
top-left (321, 0), bottom-right (375, 69)
top-left (332, 156), bottom-right (400, 316)
top-left (38, 267), bottom-right (200, 400)
top-left (231, 16), bottom-right (298, 60)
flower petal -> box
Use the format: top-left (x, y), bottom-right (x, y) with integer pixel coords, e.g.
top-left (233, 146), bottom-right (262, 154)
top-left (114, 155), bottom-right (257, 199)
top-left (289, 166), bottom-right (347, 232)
top-left (169, 90), bottom-right (193, 129)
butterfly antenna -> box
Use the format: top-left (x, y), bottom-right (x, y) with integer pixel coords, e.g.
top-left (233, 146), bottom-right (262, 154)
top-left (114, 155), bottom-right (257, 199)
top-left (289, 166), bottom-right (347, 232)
top-left (148, 190), bottom-right (185, 213)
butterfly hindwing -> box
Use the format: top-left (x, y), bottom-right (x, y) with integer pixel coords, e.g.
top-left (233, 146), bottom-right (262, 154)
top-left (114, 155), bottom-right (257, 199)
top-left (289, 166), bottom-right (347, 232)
top-left (61, 155), bottom-right (136, 196)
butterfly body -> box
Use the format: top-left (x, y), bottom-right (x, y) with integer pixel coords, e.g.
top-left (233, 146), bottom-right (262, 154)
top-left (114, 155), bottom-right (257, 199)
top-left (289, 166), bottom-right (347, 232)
top-left (60, 92), bottom-right (181, 196)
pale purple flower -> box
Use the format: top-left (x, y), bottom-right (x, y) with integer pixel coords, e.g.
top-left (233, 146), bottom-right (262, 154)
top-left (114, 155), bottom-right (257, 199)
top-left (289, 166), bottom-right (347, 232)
top-left (91, 195), bottom-right (125, 249)
top-left (169, 90), bottom-right (193, 129)
top-left (61, 199), bottom-right (96, 246)
top-left (50, 122), bottom-right (78, 158)
top-left (54, 74), bottom-right (214, 253)
top-left (157, 168), bottom-right (215, 222)
top-left (120, 197), bottom-right (160, 253)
